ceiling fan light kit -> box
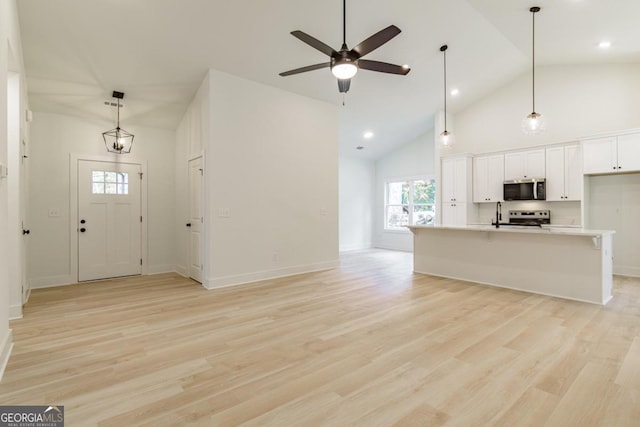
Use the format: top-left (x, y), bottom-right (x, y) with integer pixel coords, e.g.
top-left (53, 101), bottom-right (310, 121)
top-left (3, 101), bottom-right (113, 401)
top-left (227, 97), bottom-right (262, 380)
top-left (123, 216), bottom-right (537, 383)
top-left (523, 6), bottom-right (546, 136)
top-left (279, 0), bottom-right (410, 94)
top-left (102, 91), bottom-right (134, 154)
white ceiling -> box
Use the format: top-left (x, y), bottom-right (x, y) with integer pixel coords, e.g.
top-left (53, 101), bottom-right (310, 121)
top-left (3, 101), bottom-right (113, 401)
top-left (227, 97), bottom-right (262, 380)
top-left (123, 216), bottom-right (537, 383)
top-left (16, 0), bottom-right (640, 159)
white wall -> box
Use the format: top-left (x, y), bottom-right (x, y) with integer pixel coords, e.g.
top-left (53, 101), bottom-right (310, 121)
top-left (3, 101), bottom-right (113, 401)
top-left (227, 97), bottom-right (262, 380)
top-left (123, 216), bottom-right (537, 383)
top-left (201, 69), bottom-right (339, 288)
top-left (174, 76), bottom-right (209, 277)
top-left (339, 155), bottom-right (374, 252)
top-left (28, 112), bottom-right (176, 286)
top-left (453, 64), bottom-right (640, 155)
top-left (588, 174), bottom-right (640, 277)
top-left (374, 131), bottom-right (436, 251)
top-left (0, 0), bottom-right (29, 380)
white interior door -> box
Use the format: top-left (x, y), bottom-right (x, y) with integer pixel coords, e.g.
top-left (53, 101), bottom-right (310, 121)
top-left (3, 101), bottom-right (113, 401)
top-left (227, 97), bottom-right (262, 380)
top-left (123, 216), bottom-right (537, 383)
top-left (78, 160), bottom-right (142, 281)
top-left (188, 157), bottom-right (203, 283)
top-left (20, 138), bottom-right (29, 302)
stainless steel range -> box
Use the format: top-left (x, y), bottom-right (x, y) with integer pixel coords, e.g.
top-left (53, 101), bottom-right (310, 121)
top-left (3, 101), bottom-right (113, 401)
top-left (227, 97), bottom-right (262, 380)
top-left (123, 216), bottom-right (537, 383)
top-left (508, 210), bottom-right (550, 227)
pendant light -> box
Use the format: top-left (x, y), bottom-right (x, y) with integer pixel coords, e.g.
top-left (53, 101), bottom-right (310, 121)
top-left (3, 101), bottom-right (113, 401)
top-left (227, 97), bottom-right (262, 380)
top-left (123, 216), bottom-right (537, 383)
top-left (522, 6), bottom-right (545, 135)
top-left (103, 91), bottom-right (134, 154)
top-left (440, 44), bottom-right (453, 147)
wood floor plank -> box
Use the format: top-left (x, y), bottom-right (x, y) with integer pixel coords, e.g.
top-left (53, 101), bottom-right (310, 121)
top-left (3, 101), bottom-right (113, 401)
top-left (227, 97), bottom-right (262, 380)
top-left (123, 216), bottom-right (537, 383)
top-left (0, 250), bottom-right (638, 426)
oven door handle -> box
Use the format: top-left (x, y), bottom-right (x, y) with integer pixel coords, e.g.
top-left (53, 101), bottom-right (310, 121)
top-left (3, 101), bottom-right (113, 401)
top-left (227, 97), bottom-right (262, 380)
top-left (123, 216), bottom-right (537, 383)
top-left (533, 182), bottom-right (538, 199)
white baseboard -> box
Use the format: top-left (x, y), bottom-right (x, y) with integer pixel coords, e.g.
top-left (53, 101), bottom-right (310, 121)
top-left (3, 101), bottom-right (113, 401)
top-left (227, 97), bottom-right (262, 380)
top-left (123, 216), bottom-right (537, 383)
top-left (174, 265), bottom-right (188, 277)
top-left (29, 274), bottom-right (75, 289)
top-left (339, 243), bottom-right (373, 252)
top-left (204, 260), bottom-right (339, 290)
top-left (0, 330), bottom-right (13, 382)
top-left (373, 244), bottom-right (413, 253)
top-left (9, 305), bottom-right (22, 320)
top-left (614, 265), bottom-right (640, 278)
top-left (147, 264), bottom-right (176, 275)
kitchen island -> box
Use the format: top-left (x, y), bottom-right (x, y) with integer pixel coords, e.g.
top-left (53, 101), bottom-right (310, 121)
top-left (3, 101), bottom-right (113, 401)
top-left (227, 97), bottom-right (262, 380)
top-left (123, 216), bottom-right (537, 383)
top-left (407, 225), bottom-right (615, 305)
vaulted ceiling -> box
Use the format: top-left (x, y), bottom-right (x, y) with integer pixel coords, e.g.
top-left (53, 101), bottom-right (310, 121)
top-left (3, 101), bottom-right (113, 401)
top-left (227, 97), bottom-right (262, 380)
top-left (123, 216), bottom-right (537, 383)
top-left (17, 0), bottom-right (640, 159)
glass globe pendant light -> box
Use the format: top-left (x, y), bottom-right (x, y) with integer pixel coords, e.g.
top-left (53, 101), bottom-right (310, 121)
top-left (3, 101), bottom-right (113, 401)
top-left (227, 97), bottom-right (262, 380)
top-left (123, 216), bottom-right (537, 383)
top-left (523, 6), bottom-right (546, 135)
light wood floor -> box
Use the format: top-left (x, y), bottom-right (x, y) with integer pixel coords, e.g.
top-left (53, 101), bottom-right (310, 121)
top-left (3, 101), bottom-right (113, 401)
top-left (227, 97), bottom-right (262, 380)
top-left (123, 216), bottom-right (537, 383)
top-left (2, 249), bottom-right (640, 426)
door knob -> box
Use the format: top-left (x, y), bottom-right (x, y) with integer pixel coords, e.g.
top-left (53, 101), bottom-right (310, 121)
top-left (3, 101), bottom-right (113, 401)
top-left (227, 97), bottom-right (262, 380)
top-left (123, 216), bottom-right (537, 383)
top-left (22, 229), bottom-right (30, 235)
top-left (80, 219), bottom-right (86, 224)
top-left (186, 223), bottom-right (192, 227)
top-left (80, 228), bottom-right (86, 233)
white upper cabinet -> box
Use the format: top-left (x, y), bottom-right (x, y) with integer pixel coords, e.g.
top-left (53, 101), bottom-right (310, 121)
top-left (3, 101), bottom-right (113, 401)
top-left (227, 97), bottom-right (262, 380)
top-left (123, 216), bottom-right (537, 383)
top-left (545, 144), bottom-right (582, 201)
top-left (504, 149), bottom-right (546, 180)
top-left (583, 133), bottom-right (640, 174)
top-left (473, 154), bottom-right (504, 203)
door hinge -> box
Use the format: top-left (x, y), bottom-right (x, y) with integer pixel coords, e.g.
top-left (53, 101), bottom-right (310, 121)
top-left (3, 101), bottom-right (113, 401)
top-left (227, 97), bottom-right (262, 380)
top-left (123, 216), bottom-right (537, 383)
top-left (140, 258), bottom-right (143, 266)
top-left (138, 172), bottom-right (143, 179)
top-left (140, 216), bottom-right (143, 223)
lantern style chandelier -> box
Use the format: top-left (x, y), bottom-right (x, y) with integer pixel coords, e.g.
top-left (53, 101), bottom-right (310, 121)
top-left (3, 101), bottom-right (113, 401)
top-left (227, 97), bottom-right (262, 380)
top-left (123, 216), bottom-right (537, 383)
top-left (103, 91), bottom-right (134, 154)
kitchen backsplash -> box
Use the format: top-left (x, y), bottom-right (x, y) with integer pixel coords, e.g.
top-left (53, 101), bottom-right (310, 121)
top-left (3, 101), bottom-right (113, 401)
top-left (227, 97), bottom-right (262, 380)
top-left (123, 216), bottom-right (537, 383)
top-left (476, 201), bottom-right (581, 226)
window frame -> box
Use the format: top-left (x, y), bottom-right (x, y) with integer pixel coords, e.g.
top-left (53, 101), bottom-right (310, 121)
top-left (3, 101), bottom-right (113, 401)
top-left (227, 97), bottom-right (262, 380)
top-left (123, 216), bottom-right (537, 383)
top-left (384, 176), bottom-right (436, 232)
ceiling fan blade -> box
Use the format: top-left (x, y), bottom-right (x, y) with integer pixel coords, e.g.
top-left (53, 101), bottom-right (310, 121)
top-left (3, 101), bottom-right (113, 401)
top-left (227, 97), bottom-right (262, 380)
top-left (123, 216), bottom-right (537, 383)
top-left (338, 79), bottom-right (351, 93)
top-left (358, 59), bottom-right (410, 75)
top-left (279, 63), bottom-right (330, 77)
top-left (291, 31), bottom-right (338, 57)
top-left (350, 25), bottom-right (401, 58)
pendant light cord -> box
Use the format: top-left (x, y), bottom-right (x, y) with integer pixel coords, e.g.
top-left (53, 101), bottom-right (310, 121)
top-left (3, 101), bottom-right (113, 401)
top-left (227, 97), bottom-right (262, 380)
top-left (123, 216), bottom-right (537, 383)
top-left (532, 9), bottom-right (536, 113)
top-left (116, 98), bottom-right (120, 130)
top-left (443, 48), bottom-right (447, 131)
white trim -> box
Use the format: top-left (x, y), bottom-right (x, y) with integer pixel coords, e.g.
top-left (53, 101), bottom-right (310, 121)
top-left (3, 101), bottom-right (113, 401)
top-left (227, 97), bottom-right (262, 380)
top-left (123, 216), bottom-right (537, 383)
top-left (614, 266), bottom-right (640, 278)
top-left (70, 153), bottom-right (148, 281)
top-left (578, 128), bottom-right (640, 141)
top-left (29, 274), bottom-right (75, 289)
top-left (373, 244), bottom-right (412, 253)
top-left (174, 265), bottom-right (188, 277)
top-left (0, 330), bottom-right (14, 382)
top-left (339, 243), bottom-right (373, 252)
top-left (147, 264), bottom-right (176, 275)
top-left (9, 305), bottom-right (22, 320)
top-left (204, 260), bottom-right (339, 290)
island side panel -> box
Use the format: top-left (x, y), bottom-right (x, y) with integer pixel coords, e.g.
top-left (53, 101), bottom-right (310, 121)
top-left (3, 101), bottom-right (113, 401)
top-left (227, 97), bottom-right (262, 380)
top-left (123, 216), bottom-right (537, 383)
top-left (412, 228), bottom-right (608, 304)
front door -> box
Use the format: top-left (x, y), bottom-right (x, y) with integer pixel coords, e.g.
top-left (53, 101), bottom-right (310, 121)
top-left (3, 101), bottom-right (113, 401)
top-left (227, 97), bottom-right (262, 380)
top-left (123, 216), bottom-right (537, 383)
top-left (78, 160), bottom-right (142, 281)
top-left (188, 157), bottom-right (203, 283)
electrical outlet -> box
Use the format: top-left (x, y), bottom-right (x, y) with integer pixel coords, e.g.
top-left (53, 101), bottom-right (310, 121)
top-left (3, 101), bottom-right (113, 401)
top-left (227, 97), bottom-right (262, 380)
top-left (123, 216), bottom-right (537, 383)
top-left (320, 207), bottom-right (328, 216)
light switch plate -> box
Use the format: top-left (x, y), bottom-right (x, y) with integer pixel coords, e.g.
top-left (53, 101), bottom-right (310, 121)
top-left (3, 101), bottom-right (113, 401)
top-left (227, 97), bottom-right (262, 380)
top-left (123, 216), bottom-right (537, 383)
top-left (48, 208), bottom-right (60, 218)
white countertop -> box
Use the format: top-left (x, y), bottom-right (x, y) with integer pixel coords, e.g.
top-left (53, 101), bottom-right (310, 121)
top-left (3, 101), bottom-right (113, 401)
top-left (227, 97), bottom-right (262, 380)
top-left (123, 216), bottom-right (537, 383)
top-left (407, 224), bottom-right (615, 237)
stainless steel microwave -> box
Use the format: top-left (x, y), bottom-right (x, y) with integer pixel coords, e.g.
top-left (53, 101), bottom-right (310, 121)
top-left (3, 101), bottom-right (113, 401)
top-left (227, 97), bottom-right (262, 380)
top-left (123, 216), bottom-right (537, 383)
top-left (503, 178), bottom-right (546, 201)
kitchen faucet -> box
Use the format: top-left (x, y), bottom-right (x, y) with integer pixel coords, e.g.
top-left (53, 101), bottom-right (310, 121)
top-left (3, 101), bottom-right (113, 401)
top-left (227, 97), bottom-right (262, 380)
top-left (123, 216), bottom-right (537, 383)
top-left (494, 201), bottom-right (502, 228)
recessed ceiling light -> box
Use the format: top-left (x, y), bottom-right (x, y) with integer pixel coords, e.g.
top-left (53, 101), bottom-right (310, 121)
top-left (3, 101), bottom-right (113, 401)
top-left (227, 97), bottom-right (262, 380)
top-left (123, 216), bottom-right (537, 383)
top-left (598, 41), bottom-right (612, 49)
top-left (450, 88), bottom-right (460, 96)
top-left (363, 131), bottom-right (374, 139)
top-left (356, 146), bottom-right (365, 150)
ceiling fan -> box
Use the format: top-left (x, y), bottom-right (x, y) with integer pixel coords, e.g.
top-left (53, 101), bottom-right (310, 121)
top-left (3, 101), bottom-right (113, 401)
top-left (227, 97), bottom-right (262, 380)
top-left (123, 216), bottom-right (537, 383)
top-left (279, 0), bottom-right (411, 94)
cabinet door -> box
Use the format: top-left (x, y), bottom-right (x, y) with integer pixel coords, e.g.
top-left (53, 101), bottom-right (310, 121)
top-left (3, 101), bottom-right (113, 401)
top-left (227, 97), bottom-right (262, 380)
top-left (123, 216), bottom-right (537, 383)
top-left (487, 155), bottom-right (505, 202)
top-left (441, 203), bottom-right (456, 226)
top-left (545, 146), bottom-right (565, 201)
top-left (441, 158), bottom-right (456, 202)
top-left (473, 157), bottom-right (488, 203)
top-left (564, 144), bottom-right (582, 201)
top-left (524, 149), bottom-right (546, 178)
top-left (453, 157), bottom-right (468, 202)
top-left (617, 133), bottom-right (640, 172)
top-left (442, 203), bottom-right (466, 226)
top-left (583, 137), bottom-right (616, 174)
top-left (504, 152), bottom-right (525, 181)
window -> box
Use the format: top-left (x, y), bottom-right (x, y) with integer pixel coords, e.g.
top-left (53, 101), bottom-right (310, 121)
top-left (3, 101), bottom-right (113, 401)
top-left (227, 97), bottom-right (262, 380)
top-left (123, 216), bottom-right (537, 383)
top-left (92, 171), bottom-right (129, 195)
top-left (385, 178), bottom-right (436, 230)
